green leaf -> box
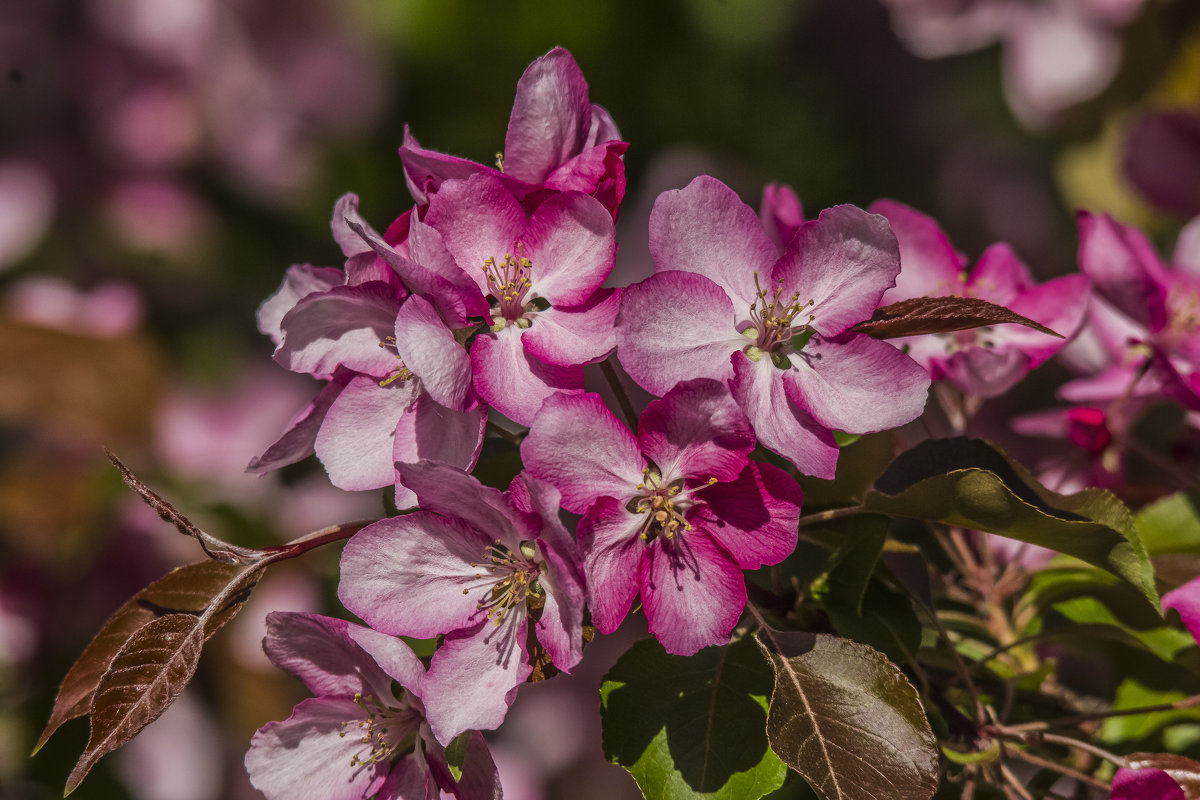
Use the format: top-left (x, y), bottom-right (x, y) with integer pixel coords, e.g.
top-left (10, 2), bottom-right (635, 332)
top-left (600, 637), bottom-right (786, 800)
top-left (1100, 679), bottom-right (1200, 745)
top-left (864, 438), bottom-right (1157, 607)
top-left (823, 581), bottom-right (921, 666)
top-left (755, 630), bottom-right (938, 800)
top-left (1136, 492), bottom-right (1200, 555)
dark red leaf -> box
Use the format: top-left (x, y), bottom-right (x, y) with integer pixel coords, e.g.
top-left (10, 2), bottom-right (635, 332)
top-left (852, 296), bottom-right (1061, 340)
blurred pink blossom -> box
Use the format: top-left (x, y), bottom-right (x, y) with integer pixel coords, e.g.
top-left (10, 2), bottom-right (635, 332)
top-left (0, 161), bottom-right (56, 271)
top-left (5, 276), bottom-right (143, 336)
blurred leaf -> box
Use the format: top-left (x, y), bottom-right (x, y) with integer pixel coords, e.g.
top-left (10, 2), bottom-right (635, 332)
top-left (1136, 492), bottom-right (1200, 555)
top-left (852, 297), bottom-right (1059, 340)
top-left (600, 637), bottom-right (786, 800)
top-left (823, 582), bottom-right (921, 666)
top-left (824, 514), bottom-right (890, 615)
top-left (1100, 679), bottom-right (1200, 745)
top-left (62, 562), bottom-right (263, 793)
top-left (1124, 753), bottom-right (1200, 796)
top-left (755, 629), bottom-right (938, 800)
top-left (864, 438), bottom-right (1158, 607)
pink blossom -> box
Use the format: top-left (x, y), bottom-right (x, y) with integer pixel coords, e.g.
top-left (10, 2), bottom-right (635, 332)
top-left (422, 172), bottom-right (618, 426)
top-left (617, 175), bottom-right (929, 479)
top-left (522, 379), bottom-right (803, 655)
top-left (879, 0), bottom-right (1146, 127)
top-left (245, 612), bottom-right (500, 800)
top-left (400, 48), bottom-right (627, 219)
top-left (1059, 212), bottom-right (1200, 414)
top-left (338, 464), bottom-right (586, 744)
top-left (250, 195), bottom-right (486, 504)
top-left (1110, 766), bottom-right (1185, 799)
top-left (871, 199), bottom-right (1088, 398)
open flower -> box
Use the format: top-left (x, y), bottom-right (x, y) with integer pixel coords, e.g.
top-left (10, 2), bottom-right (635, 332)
top-left (871, 199), bottom-right (1088, 398)
top-left (422, 172), bottom-right (618, 426)
top-left (617, 175), bottom-right (929, 478)
top-left (338, 463), bottom-right (585, 745)
top-left (522, 378), bottom-right (803, 655)
top-left (245, 612), bottom-right (500, 800)
top-left (400, 47), bottom-right (627, 219)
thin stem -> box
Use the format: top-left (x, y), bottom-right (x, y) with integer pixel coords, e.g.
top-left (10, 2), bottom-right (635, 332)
top-left (486, 420), bottom-right (524, 445)
top-left (260, 521), bottom-right (371, 560)
top-left (796, 505), bottom-right (865, 529)
top-left (998, 760), bottom-right (1035, 800)
top-left (1003, 694), bottom-right (1200, 732)
top-left (990, 727), bottom-right (1126, 768)
top-left (599, 356), bottom-right (638, 429)
top-left (1005, 747), bottom-right (1110, 792)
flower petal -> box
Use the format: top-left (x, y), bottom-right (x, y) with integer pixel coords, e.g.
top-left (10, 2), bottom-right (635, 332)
top-left (580, 496), bottom-right (646, 634)
top-left (316, 374), bottom-right (418, 491)
top-left (648, 175), bottom-right (777, 309)
top-left (637, 378), bottom-right (753, 483)
top-left (423, 173), bottom-right (526, 285)
top-left (521, 289), bottom-right (619, 367)
top-left (778, 204), bottom-right (902, 337)
top-left (276, 283), bottom-right (401, 378)
top-left (394, 294), bottom-right (472, 411)
top-left (870, 199), bottom-right (965, 305)
top-left (248, 374), bottom-right (347, 474)
top-left (395, 461), bottom-right (536, 547)
top-left (785, 332), bottom-right (930, 433)
top-left (470, 324), bottom-right (583, 427)
top-left (392, 395), bottom-right (487, 492)
top-left (338, 513), bottom-right (495, 638)
top-left (730, 351), bottom-right (839, 479)
top-left (257, 264), bottom-right (344, 347)
top-left (503, 48), bottom-right (590, 185)
top-left (640, 532), bottom-right (746, 656)
top-left (692, 462), bottom-right (802, 570)
top-left (615, 270), bottom-right (744, 397)
top-left (521, 391), bottom-right (644, 514)
top-left (523, 191), bottom-right (615, 306)
top-left (262, 612), bottom-right (396, 699)
top-left (1110, 766), bottom-right (1185, 800)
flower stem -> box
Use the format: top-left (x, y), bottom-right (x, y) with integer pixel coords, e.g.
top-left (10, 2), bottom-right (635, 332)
top-left (1003, 694), bottom-right (1200, 733)
top-left (599, 356), bottom-right (638, 429)
top-left (795, 505), bottom-right (864, 529)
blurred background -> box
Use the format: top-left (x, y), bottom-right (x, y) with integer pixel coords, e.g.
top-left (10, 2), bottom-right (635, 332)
top-left (4, 0), bottom-right (1200, 797)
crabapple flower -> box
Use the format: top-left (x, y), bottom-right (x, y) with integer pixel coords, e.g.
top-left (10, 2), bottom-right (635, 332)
top-left (249, 194), bottom-right (486, 504)
top-left (245, 612), bottom-right (500, 800)
top-left (423, 172), bottom-right (618, 425)
top-left (522, 378), bottom-right (803, 655)
top-left (617, 175), bottom-right (929, 479)
top-left (871, 199), bottom-right (1088, 398)
top-left (338, 462), bottom-right (585, 745)
top-left (1060, 212), bottom-right (1200, 413)
top-left (1110, 766), bottom-right (1185, 799)
top-left (400, 47), bottom-right (627, 218)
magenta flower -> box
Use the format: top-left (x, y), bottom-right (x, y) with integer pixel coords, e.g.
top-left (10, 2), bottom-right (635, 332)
top-left (617, 175), bottom-right (930, 479)
top-left (1059, 212), bottom-right (1200, 413)
top-left (1110, 766), bottom-right (1185, 799)
top-left (245, 612), bottom-right (500, 800)
top-left (422, 172), bottom-right (618, 426)
top-left (522, 378), bottom-right (803, 655)
top-left (249, 194), bottom-right (487, 505)
top-left (871, 199), bottom-right (1088, 398)
top-left (338, 463), bottom-right (586, 744)
top-left (400, 47), bottom-right (627, 219)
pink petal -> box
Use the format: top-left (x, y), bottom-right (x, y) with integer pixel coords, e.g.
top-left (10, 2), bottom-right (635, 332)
top-left (870, 199), bottom-right (965, 305)
top-left (760, 183), bottom-right (805, 253)
top-left (257, 264), bottom-right (344, 347)
top-left (1000, 273), bottom-right (1090, 366)
top-left (394, 294), bottom-right (472, 410)
top-left (1111, 766), bottom-right (1185, 800)
top-left (693, 462), bottom-right (802, 570)
top-left (424, 173), bottom-right (527, 283)
top-left (1163, 575), bottom-right (1200, 646)
top-left (523, 191), bottom-right (615, 306)
top-left (778, 204), bottom-right (902, 337)
top-left (935, 347), bottom-right (1030, 398)
top-left (392, 394), bottom-right (487, 486)
top-left (338, 513), bottom-right (495, 638)
top-left (330, 194), bottom-right (374, 258)
top-left (422, 619), bottom-right (532, 745)
top-left (640, 531), bottom-right (746, 656)
top-left (394, 461), bottom-right (536, 547)
top-left (1078, 210), bottom-right (1169, 331)
top-left (615, 270), bottom-right (745, 396)
top-left (376, 755), bottom-right (431, 800)
top-left (649, 175), bottom-right (777, 310)
top-left (522, 290), bottom-right (619, 367)
top-left (637, 378), bottom-right (753, 483)
top-left (262, 613), bottom-right (395, 699)
top-left (406, 217), bottom-right (491, 316)
top-left (315, 374), bottom-right (418, 491)
top-left (785, 332), bottom-right (930, 433)
top-left (542, 140), bottom-right (629, 218)
top-left (730, 352), bottom-right (839, 479)
top-left (503, 48), bottom-right (590, 185)
top-left (276, 282), bottom-right (401, 378)
top-left (470, 324), bottom-right (583, 427)
top-left (579, 496), bottom-right (646, 634)
top-left (248, 374), bottom-right (346, 474)
top-left (521, 392), bottom-right (644, 514)
top-left (246, 697), bottom-right (389, 800)
top-left (399, 126), bottom-right (496, 207)
top-left (968, 243), bottom-right (1035, 305)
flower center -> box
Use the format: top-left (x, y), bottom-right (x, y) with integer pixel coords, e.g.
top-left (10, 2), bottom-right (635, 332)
top-left (340, 691), bottom-right (422, 768)
top-left (629, 468), bottom-right (716, 542)
top-left (1165, 283), bottom-right (1200, 342)
top-left (482, 243), bottom-right (540, 325)
top-left (465, 540), bottom-right (543, 626)
top-left (377, 336), bottom-right (415, 387)
top-left (742, 273), bottom-right (815, 367)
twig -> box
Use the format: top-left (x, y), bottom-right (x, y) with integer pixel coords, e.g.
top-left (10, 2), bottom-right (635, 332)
top-left (599, 356), bottom-right (638, 429)
top-left (796, 505), bottom-right (865, 529)
top-left (1005, 746), bottom-right (1111, 792)
top-left (1003, 694), bottom-right (1200, 733)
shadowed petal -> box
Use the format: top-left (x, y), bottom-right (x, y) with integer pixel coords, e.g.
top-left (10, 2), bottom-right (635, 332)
top-left (580, 496), bottom-right (645, 634)
top-left (637, 378), bottom-right (753, 483)
top-left (692, 462), bottom-right (802, 570)
top-left (394, 294), bottom-right (472, 411)
top-left (258, 264), bottom-right (344, 347)
top-left (470, 324), bottom-right (583, 426)
top-left (504, 48), bottom-right (590, 185)
top-left (522, 290), bottom-right (619, 368)
top-left (276, 283), bottom-right (401, 378)
top-left (316, 375), bottom-right (419, 491)
top-left (870, 199), bottom-right (965, 305)
top-left (640, 532), bottom-right (746, 656)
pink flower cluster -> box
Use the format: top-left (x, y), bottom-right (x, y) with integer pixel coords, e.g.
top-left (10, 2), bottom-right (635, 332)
top-left (240, 46), bottom-right (1200, 799)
